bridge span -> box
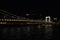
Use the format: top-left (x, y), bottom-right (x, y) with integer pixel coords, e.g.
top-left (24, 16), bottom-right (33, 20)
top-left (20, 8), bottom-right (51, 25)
top-left (0, 19), bottom-right (59, 25)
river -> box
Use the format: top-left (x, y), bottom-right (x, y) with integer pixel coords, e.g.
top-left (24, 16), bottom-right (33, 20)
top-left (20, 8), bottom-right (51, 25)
top-left (0, 24), bottom-right (59, 40)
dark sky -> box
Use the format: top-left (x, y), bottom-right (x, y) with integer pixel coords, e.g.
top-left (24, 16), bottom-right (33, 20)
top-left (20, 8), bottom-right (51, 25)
top-left (0, 0), bottom-right (57, 19)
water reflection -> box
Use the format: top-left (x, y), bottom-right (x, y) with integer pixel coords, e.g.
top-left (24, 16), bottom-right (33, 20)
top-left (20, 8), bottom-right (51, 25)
top-left (0, 24), bottom-right (58, 40)
top-left (16, 27), bottom-right (21, 39)
top-left (2, 27), bottom-right (8, 38)
top-left (44, 24), bottom-right (53, 40)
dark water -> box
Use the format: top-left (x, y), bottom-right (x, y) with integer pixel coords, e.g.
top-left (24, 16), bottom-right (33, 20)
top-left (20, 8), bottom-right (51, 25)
top-left (0, 24), bottom-right (60, 40)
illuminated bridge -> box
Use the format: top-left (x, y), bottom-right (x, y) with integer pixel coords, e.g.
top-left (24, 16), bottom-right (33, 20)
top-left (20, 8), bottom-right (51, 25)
top-left (0, 9), bottom-right (60, 25)
top-left (0, 19), bottom-right (60, 25)
top-left (0, 9), bottom-right (58, 40)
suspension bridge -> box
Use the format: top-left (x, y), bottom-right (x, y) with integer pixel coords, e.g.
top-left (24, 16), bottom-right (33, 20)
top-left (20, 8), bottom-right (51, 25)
top-left (0, 9), bottom-right (59, 25)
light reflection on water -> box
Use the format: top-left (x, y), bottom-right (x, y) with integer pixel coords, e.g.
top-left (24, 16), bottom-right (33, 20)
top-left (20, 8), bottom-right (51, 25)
top-left (0, 24), bottom-right (59, 40)
top-left (44, 24), bottom-right (53, 40)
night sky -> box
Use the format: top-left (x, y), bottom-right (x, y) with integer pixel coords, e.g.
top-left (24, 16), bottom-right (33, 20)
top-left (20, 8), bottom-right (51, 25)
top-left (0, 0), bottom-right (57, 19)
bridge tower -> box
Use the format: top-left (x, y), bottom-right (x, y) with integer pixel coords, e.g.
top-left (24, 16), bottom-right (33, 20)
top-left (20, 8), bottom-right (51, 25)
top-left (45, 16), bottom-right (51, 22)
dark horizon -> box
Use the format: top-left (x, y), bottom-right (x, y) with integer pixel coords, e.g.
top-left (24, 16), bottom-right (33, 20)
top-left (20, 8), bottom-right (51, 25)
top-left (0, 0), bottom-right (57, 19)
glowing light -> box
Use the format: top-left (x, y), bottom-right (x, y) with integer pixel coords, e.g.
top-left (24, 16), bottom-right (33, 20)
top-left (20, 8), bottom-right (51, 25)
top-left (26, 14), bottom-right (30, 16)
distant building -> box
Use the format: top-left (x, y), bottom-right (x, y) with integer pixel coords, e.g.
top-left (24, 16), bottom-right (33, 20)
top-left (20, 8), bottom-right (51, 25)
top-left (53, 18), bottom-right (57, 20)
top-left (53, 18), bottom-right (58, 22)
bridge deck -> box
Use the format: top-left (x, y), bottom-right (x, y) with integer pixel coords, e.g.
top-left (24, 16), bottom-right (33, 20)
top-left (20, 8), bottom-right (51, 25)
top-left (0, 19), bottom-right (59, 25)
